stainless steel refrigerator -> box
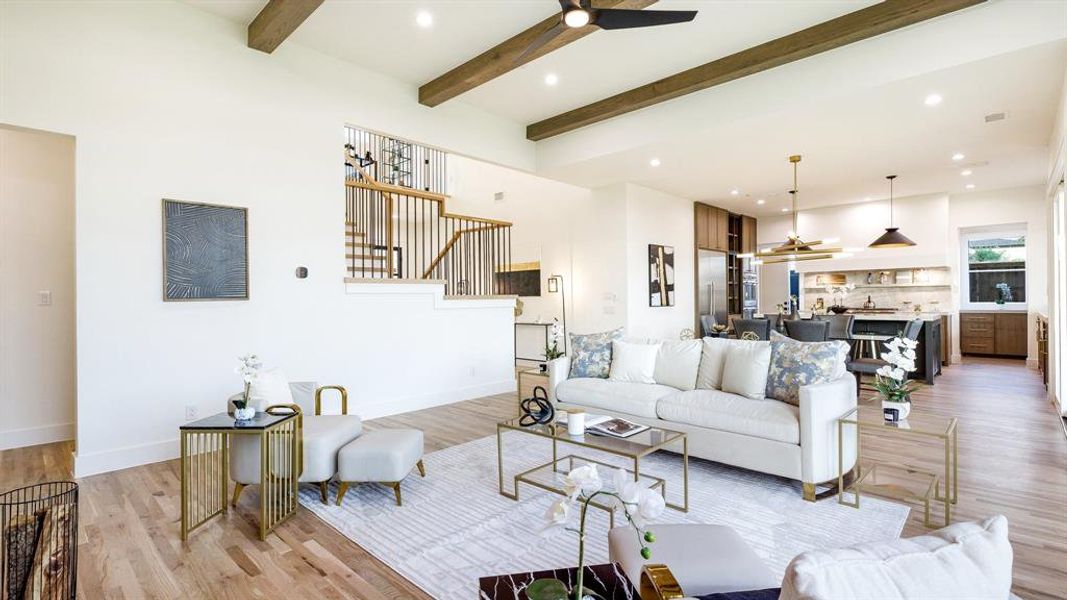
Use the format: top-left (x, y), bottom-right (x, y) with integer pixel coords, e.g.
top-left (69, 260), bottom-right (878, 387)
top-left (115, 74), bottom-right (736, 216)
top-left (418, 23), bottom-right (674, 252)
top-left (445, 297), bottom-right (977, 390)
top-left (697, 249), bottom-right (728, 336)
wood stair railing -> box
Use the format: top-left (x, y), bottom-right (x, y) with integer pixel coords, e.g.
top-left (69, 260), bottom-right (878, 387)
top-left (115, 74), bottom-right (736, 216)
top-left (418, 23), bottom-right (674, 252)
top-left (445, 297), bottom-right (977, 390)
top-left (343, 149), bottom-right (513, 296)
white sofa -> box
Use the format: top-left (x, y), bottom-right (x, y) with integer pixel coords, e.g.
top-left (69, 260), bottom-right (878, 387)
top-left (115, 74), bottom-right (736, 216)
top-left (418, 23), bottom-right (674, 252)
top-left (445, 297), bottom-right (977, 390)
top-left (547, 338), bottom-right (857, 500)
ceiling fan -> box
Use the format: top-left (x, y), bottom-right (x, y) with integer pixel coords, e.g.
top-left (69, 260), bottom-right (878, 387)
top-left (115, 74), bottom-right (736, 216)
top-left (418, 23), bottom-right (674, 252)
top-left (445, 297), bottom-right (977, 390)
top-left (519, 0), bottom-right (697, 61)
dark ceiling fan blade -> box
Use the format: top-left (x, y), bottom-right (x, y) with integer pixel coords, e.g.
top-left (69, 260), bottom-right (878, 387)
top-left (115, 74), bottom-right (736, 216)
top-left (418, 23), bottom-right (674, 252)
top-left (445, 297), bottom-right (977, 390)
top-left (516, 20), bottom-right (568, 63)
top-left (593, 8), bottom-right (697, 30)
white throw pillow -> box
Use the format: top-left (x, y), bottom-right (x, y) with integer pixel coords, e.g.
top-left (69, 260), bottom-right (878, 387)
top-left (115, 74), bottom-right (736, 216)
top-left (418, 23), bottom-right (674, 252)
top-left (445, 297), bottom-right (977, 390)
top-left (695, 338), bottom-right (729, 390)
top-left (780, 515), bottom-right (1013, 600)
top-left (720, 340), bottom-right (771, 400)
top-left (247, 368), bottom-right (294, 412)
top-left (653, 340), bottom-right (702, 391)
top-left (608, 341), bottom-right (660, 384)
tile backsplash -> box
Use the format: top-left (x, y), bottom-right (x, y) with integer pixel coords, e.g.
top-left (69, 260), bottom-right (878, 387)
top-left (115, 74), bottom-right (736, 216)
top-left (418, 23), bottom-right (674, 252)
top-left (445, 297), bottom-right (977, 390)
top-left (803, 267), bottom-right (953, 312)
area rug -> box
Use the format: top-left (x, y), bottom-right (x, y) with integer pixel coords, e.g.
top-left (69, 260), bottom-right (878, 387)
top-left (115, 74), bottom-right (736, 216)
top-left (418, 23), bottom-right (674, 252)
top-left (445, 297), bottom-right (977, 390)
top-left (298, 431), bottom-right (909, 599)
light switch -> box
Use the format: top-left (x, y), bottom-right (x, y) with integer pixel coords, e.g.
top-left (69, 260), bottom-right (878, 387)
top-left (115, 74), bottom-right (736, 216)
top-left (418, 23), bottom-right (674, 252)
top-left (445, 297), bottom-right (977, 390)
top-left (37, 290), bottom-right (52, 306)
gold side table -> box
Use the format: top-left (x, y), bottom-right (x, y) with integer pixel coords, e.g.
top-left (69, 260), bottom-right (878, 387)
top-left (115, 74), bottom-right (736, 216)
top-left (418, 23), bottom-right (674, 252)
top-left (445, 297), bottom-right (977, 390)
top-left (179, 410), bottom-right (301, 541)
top-left (837, 404), bottom-right (958, 527)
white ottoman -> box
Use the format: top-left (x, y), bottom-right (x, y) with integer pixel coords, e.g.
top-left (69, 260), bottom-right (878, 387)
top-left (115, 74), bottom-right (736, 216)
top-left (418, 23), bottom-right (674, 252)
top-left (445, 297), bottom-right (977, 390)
top-left (336, 429), bottom-right (425, 506)
top-left (609, 524), bottom-right (778, 596)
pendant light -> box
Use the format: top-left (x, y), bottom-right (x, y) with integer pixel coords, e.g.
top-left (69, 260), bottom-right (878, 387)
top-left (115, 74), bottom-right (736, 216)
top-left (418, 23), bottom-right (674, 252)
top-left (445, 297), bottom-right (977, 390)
top-left (869, 175), bottom-right (916, 248)
top-left (750, 155), bottom-right (842, 264)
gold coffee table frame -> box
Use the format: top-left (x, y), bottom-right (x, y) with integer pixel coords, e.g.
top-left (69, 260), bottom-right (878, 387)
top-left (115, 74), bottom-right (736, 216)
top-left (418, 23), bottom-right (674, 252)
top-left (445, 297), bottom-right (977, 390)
top-left (837, 405), bottom-right (958, 527)
top-left (179, 407), bottom-right (302, 541)
top-left (496, 418), bottom-right (689, 521)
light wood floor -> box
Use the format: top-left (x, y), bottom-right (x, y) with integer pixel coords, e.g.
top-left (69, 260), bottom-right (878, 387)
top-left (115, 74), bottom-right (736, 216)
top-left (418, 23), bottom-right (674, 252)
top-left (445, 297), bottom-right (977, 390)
top-left (1, 358), bottom-right (1064, 599)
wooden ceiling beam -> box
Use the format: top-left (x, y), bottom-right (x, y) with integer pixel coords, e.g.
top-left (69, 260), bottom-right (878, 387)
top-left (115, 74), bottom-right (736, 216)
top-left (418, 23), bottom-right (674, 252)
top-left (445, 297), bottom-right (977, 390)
top-left (526, 0), bottom-right (987, 141)
top-left (248, 0), bottom-right (325, 54)
top-left (418, 0), bottom-right (658, 108)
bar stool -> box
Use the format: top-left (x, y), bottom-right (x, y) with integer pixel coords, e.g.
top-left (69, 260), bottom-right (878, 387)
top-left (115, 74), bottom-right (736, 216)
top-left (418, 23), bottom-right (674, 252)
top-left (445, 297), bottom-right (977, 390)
top-left (851, 332), bottom-right (893, 360)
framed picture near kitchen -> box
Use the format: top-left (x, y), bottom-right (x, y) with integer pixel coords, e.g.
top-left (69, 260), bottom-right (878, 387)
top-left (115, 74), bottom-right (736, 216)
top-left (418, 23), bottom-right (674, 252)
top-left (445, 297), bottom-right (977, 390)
top-left (648, 243), bottom-right (675, 307)
top-left (162, 199), bottom-right (249, 301)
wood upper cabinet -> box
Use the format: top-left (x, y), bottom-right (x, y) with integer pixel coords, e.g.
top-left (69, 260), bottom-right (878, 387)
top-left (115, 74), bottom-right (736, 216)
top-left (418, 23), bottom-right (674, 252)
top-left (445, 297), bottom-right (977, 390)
top-left (695, 203), bottom-right (730, 252)
top-left (741, 215), bottom-right (757, 255)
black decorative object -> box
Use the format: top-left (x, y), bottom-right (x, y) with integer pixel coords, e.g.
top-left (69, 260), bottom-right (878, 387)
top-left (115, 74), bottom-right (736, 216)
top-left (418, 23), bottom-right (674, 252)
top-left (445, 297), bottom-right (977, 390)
top-left (519, 386), bottom-right (555, 427)
top-left (1, 481), bottom-right (78, 599)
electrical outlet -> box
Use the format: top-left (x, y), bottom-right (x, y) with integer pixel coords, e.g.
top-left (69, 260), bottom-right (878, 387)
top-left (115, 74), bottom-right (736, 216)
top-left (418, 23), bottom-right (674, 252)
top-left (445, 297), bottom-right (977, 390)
top-left (185, 405), bottom-right (199, 421)
top-left (38, 290), bottom-right (52, 306)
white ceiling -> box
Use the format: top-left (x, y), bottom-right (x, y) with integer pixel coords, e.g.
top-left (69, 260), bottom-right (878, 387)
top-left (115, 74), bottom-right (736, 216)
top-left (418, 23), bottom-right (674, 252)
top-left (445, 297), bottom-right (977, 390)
top-left (184, 0), bottom-right (1067, 215)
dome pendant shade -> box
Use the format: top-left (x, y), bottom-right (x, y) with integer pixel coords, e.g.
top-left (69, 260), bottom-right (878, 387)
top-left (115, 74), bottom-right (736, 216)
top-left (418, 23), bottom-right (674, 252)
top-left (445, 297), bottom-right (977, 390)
top-left (869, 174), bottom-right (916, 249)
top-left (869, 227), bottom-right (916, 248)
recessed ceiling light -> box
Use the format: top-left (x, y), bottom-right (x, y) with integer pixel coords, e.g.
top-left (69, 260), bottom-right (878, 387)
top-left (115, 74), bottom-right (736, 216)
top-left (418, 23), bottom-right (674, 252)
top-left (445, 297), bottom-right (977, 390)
top-left (415, 11), bottom-right (433, 28)
top-left (780, 207), bottom-right (789, 213)
top-left (965, 183), bottom-right (976, 190)
top-left (924, 93), bottom-right (942, 106)
top-left (756, 199), bottom-right (765, 205)
top-left (961, 169), bottom-right (972, 176)
top-left (952, 153), bottom-right (965, 161)
top-left (730, 189), bottom-right (740, 196)
top-left (649, 158), bottom-right (661, 167)
top-left (544, 73), bottom-right (559, 86)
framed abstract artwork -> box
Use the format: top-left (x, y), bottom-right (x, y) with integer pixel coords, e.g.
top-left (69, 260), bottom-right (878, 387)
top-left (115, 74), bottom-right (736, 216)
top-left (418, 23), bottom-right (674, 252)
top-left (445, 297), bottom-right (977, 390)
top-left (648, 244), bottom-right (675, 307)
top-left (162, 199), bottom-right (249, 301)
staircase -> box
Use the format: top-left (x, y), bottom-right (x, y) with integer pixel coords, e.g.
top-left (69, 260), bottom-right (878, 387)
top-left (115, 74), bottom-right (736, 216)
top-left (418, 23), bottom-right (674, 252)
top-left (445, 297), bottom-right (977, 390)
top-left (342, 130), bottom-right (513, 297)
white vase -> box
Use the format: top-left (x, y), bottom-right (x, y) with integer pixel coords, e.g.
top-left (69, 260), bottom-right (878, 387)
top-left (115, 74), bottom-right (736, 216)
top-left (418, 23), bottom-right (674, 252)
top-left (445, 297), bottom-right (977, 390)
top-left (881, 399), bottom-right (911, 422)
top-left (234, 407), bottom-right (255, 421)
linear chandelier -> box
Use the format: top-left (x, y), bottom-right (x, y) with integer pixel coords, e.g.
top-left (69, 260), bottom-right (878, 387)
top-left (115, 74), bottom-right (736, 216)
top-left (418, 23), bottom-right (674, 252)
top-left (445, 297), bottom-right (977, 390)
top-left (745, 155), bottom-right (844, 265)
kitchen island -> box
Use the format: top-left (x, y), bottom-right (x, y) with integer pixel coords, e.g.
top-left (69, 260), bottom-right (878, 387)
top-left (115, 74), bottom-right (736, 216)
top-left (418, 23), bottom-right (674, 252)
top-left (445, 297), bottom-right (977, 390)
top-left (850, 312), bottom-right (944, 384)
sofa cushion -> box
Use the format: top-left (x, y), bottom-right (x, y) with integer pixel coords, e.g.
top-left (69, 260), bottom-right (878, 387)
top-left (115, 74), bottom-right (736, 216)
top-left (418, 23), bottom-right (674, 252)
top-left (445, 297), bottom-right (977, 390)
top-left (780, 515), bottom-right (1013, 600)
top-left (767, 331), bottom-right (850, 405)
top-left (655, 339), bottom-right (702, 391)
top-left (556, 377), bottom-right (676, 419)
top-left (608, 340), bottom-right (660, 384)
top-left (721, 340), bottom-right (772, 400)
top-left (657, 389), bottom-right (800, 444)
top-left (696, 337), bottom-right (729, 390)
top-left (248, 368), bottom-right (294, 412)
top-left (569, 328), bottom-right (624, 379)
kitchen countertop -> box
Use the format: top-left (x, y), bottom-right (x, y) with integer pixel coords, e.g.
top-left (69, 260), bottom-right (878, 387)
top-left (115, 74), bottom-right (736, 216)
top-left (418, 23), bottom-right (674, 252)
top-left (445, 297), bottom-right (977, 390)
top-left (758, 312), bottom-right (950, 322)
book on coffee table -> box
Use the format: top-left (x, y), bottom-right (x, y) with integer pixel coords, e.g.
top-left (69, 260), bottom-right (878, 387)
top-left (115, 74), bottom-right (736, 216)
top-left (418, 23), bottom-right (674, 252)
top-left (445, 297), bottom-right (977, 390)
top-left (587, 417), bottom-right (650, 439)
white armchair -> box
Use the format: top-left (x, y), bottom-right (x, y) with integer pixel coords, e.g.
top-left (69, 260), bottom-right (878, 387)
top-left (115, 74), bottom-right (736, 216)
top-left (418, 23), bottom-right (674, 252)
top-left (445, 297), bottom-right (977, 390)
top-left (229, 381), bottom-right (363, 505)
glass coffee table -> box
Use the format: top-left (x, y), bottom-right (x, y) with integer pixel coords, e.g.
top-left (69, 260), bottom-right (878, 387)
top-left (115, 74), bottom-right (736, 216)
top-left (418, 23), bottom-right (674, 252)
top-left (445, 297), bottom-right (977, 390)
top-left (496, 417), bottom-right (688, 525)
top-left (836, 403), bottom-right (958, 527)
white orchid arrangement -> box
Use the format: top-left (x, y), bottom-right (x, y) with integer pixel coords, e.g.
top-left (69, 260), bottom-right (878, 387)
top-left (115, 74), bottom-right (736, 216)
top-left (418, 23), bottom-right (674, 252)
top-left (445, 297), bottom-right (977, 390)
top-left (544, 318), bottom-right (565, 361)
top-left (531, 463), bottom-right (665, 600)
top-left (823, 283), bottom-right (856, 306)
top-left (873, 337), bottom-right (918, 403)
top-left (233, 353), bottom-right (262, 410)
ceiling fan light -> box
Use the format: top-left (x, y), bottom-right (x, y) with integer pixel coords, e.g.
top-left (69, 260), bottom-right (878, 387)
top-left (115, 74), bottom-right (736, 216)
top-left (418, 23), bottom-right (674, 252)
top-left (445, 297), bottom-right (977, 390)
top-left (868, 228), bottom-right (916, 249)
top-left (563, 8), bottom-right (591, 27)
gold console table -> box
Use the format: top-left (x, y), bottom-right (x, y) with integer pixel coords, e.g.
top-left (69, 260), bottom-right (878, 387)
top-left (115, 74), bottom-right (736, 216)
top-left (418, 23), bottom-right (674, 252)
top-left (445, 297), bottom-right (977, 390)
top-left (837, 404), bottom-right (958, 527)
top-left (179, 408), bottom-right (302, 541)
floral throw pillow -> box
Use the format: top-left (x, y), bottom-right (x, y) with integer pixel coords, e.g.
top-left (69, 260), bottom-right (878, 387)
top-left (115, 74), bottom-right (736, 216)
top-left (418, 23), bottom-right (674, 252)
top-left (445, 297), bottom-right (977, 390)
top-left (569, 328), bottom-right (624, 379)
top-left (766, 330), bottom-right (850, 405)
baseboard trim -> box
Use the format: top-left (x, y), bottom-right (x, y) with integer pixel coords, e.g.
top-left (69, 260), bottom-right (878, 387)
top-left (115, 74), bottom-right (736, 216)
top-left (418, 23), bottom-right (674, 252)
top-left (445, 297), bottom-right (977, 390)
top-left (71, 379), bottom-right (516, 478)
top-left (0, 423), bottom-right (74, 451)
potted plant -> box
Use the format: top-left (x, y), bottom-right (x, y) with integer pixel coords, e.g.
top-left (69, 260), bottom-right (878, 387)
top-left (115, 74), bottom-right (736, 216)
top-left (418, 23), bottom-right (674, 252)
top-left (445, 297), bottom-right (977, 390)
top-left (873, 337), bottom-right (918, 420)
top-left (233, 353), bottom-right (261, 421)
top-left (529, 464), bottom-right (665, 600)
top-left (542, 319), bottom-right (565, 372)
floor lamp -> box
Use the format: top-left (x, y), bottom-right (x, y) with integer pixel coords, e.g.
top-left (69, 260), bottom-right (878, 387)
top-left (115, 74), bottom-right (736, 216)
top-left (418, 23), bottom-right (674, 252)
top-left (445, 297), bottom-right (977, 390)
top-left (548, 274), bottom-right (567, 355)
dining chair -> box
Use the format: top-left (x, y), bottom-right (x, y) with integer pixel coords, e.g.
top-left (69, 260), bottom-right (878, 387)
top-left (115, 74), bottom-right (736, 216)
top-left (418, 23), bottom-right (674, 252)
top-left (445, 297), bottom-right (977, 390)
top-left (731, 318), bottom-right (771, 341)
top-left (784, 319), bottom-right (830, 342)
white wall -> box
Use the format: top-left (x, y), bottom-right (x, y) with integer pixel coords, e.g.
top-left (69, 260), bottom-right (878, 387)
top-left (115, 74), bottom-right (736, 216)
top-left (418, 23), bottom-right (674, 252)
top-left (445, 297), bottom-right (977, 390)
top-left (0, 126), bottom-right (76, 450)
top-left (947, 185), bottom-right (1048, 364)
top-left (0, 1), bottom-right (532, 476)
top-left (624, 184), bottom-right (695, 340)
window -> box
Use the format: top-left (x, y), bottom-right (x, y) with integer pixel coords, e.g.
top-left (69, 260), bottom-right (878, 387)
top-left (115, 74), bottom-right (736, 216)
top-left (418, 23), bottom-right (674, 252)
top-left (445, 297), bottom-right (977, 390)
top-left (961, 228), bottom-right (1026, 307)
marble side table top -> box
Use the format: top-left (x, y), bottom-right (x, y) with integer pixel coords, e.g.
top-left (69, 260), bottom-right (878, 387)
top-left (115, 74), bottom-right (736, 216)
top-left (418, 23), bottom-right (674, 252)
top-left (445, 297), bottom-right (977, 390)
top-left (478, 562), bottom-right (639, 600)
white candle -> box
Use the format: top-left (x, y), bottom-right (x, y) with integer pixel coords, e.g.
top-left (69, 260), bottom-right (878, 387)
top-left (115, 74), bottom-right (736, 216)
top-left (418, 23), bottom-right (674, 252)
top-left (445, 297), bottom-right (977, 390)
top-left (568, 409), bottom-right (586, 436)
